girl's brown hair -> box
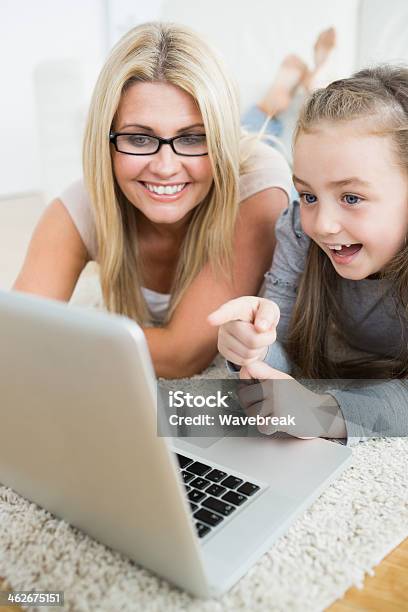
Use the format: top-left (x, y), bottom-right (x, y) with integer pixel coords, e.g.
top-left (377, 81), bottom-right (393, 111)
top-left (287, 65), bottom-right (408, 379)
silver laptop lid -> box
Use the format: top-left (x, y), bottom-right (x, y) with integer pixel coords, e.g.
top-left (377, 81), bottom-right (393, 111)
top-left (0, 290), bottom-right (209, 596)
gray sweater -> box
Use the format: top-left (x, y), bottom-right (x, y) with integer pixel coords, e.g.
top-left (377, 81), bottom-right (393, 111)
top-left (264, 200), bottom-right (408, 446)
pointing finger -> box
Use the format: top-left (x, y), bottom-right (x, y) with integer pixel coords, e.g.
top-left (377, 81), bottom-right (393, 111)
top-left (208, 297), bottom-right (260, 327)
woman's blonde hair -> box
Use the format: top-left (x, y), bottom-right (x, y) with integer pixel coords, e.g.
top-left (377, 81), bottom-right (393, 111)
top-left (287, 65), bottom-right (408, 379)
top-left (83, 22), bottom-right (242, 324)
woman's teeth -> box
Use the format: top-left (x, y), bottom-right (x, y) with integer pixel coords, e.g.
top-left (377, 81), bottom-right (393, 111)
top-left (144, 182), bottom-right (185, 195)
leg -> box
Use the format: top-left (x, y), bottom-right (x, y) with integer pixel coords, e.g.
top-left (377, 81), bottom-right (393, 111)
top-left (257, 54), bottom-right (309, 117)
top-left (303, 27), bottom-right (337, 92)
top-left (242, 54), bottom-right (309, 140)
top-left (243, 29), bottom-right (337, 156)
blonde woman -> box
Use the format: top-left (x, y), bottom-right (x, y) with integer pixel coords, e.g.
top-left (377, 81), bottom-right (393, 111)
top-left (14, 22), bottom-right (292, 378)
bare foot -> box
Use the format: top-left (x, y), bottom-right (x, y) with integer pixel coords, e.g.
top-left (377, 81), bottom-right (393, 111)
top-left (303, 27), bottom-right (337, 92)
top-left (314, 28), bottom-right (336, 68)
top-left (314, 27), bottom-right (336, 68)
top-left (258, 54), bottom-right (309, 117)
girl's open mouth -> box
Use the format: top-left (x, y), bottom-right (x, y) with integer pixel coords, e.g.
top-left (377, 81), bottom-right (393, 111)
top-left (326, 243), bottom-right (363, 264)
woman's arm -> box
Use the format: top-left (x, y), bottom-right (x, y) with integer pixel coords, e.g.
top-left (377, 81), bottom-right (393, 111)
top-left (145, 187), bottom-right (288, 378)
top-left (13, 199), bottom-right (89, 300)
top-left (12, 190), bottom-right (287, 378)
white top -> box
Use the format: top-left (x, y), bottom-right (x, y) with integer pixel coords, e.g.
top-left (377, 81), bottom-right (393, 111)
top-left (141, 287), bottom-right (170, 322)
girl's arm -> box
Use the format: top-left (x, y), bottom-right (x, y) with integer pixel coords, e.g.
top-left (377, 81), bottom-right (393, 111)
top-left (326, 380), bottom-right (408, 445)
top-left (209, 200), bottom-right (310, 373)
top-left (258, 199), bottom-right (309, 372)
top-left (263, 200), bottom-right (309, 341)
top-left (13, 199), bottom-right (89, 300)
top-left (145, 186), bottom-right (288, 378)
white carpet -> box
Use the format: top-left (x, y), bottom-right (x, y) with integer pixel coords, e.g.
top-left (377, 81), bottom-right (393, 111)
top-left (0, 280), bottom-right (407, 611)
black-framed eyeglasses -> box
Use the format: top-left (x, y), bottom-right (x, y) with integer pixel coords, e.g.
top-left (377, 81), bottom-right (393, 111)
top-left (109, 132), bottom-right (208, 156)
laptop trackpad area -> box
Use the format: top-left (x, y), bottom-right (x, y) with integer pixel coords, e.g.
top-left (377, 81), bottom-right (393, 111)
top-left (177, 436), bottom-right (222, 449)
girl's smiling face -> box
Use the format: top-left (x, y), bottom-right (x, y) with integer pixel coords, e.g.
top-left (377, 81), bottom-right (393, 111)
top-left (293, 120), bottom-right (408, 280)
top-left (112, 81), bottom-right (213, 229)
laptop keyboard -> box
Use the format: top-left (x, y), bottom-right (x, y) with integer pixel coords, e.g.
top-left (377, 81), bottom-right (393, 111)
top-left (176, 453), bottom-right (261, 539)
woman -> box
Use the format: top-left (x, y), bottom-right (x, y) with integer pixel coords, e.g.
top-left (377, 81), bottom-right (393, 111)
top-left (13, 22), bottom-right (292, 378)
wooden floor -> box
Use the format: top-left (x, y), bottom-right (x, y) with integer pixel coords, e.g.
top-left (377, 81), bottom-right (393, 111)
top-left (0, 537), bottom-right (407, 611)
top-left (328, 537), bottom-right (408, 611)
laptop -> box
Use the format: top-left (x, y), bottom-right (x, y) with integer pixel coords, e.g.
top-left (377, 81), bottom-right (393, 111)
top-left (0, 290), bottom-right (352, 598)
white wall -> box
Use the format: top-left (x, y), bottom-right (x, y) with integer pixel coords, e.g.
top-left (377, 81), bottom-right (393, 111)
top-left (0, 0), bottom-right (362, 200)
top-left (0, 0), bottom-right (170, 200)
top-left (106, 0), bottom-right (163, 47)
top-left (0, 0), bottom-right (106, 198)
top-left (160, 0), bottom-right (359, 113)
top-left (357, 0), bottom-right (408, 68)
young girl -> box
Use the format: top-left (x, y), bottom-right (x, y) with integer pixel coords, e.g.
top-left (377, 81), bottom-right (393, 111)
top-left (209, 65), bottom-right (408, 446)
top-left (13, 22), bottom-right (292, 378)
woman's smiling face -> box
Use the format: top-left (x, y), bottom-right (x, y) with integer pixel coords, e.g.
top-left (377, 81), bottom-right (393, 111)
top-left (293, 120), bottom-right (408, 280)
top-left (111, 81), bottom-right (213, 228)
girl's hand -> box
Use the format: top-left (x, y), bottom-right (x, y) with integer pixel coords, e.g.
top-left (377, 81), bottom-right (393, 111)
top-left (238, 360), bottom-right (346, 439)
top-left (208, 297), bottom-right (280, 367)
